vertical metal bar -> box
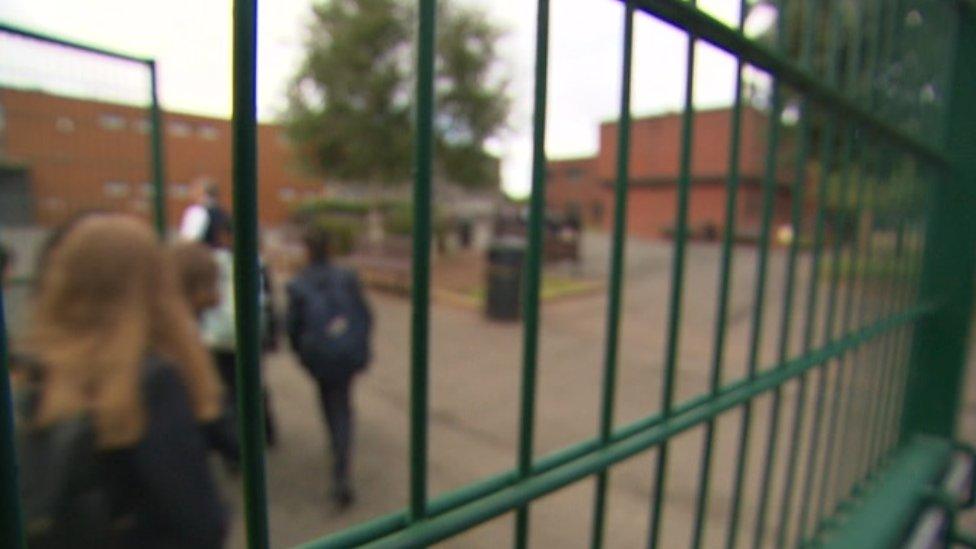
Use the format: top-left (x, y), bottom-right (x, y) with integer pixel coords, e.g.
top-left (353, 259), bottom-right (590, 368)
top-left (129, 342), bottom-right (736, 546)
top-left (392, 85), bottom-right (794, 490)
top-left (853, 154), bottom-right (894, 489)
top-left (791, 2), bottom-right (847, 543)
top-left (148, 60), bottom-right (167, 238)
top-left (689, 1), bottom-right (747, 546)
top-left (814, 130), bottom-right (868, 532)
top-left (646, 9), bottom-right (695, 547)
top-left (752, 107), bottom-right (808, 548)
top-left (874, 168), bottom-right (918, 465)
top-left (590, 4), bottom-right (634, 547)
top-left (797, 122), bottom-right (853, 545)
top-left (753, 1), bottom-right (818, 544)
top-left (883, 167), bottom-right (926, 456)
top-left (834, 0), bottom-right (889, 496)
top-left (410, 0), bottom-right (436, 522)
top-left (231, 0), bottom-right (268, 546)
top-left (808, 4), bottom-right (873, 532)
top-left (724, 93), bottom-right (781, 549)
top-left (774, 107), bottom-right (833, 549)
top-left (725, 2), bottom-right (785, 544)
top-left (833, 141), bottom-right (881, 500)
top-left (867, 0), bottom-right (913, 468)
top-left (514, 0), bottom-right (550, 545)
top-left (900, 2), bottom-right (976, 443)
top-left (0, 288), bottom-right (24, 549)
top-left (854, 0), bottom-right (903, 482)
top-left (862, 149), bottom-right (908, 477)
top-left (891, 174), bottom-right (927, 447)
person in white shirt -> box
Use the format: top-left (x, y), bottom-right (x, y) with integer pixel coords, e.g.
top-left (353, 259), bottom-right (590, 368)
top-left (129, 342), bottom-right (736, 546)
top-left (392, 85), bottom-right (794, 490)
top-left (179, 180), bottom-right (230, 247)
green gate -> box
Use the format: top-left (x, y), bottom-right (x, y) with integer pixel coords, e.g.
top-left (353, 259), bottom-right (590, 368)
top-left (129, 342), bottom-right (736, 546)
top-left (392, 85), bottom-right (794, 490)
top-left (3, 0), bottom-right (976, 548)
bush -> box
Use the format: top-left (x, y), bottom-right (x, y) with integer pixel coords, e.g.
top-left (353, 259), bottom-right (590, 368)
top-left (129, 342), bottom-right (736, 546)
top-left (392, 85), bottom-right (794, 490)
top-left (383, 203), bottom-right (450, 238)
top-left (292, 198), bottom-right (372, 220)
top-left (310, 216), bottom-right (362, 257)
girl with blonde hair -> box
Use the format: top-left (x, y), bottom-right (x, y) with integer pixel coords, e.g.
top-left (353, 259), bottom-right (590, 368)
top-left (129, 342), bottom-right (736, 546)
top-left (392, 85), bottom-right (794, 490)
top-left (20, 214), bottom-right (227, 548)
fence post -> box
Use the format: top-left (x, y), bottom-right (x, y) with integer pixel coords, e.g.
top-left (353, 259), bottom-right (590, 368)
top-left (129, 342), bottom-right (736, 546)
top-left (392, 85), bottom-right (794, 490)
top-left (231, 0), bottom-right (269, 546)
top-left (148, 59), bottom-right (167, 238)
top-left (0, 288), bottom-right (24, 548)
top-left (901, 3), bottom-right (976, 441)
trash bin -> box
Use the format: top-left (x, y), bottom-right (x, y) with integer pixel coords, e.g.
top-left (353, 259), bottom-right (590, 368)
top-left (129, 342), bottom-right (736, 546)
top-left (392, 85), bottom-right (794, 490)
top-left (485, 237), bottom-right (526, 321)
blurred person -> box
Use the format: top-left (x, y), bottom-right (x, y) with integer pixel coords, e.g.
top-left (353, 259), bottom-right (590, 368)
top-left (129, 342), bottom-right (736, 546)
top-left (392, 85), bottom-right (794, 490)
top-left (200, 222), bottom-right (278, 448)
top-left (179, 179), bottom-right (231, 247)
top-left (15, 214), bottom-right (227, 548)
top-left (169, 241), bottom-right (242, 469)
top-left (169, 241), bottom-right (221, 318)
top-left (0, 243), bottom-right (12, 285)
top-left (287, 225), bottom-right (373, 508)
top-left (32, 210), bottom-right (107, 295)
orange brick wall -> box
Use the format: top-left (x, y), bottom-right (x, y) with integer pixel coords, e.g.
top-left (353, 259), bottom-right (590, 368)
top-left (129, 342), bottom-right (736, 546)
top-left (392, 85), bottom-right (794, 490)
top-left (0, 88), bottom-right (322, 229)
top-left (546, 106), bottom-right (809, 240)
top-left (595, 107), bottom-right (772, 183)
top-left (545, 157), bottom-right (606, 226)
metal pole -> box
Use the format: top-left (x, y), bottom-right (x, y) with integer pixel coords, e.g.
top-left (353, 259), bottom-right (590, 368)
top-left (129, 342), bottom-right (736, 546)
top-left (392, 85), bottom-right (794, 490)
top-left (514, 0), bottom-right (550, 545)
top-left (0, 288), bottom-right (24, 548)
top-left (409, 0), bottom-right (436, 523)
top-left (231, 0), bottom-right (269, 546)
top-left (0, 21), bottom-right (151, 63)
top-left (901, 3), bottom-right (976, 441)
top-left (148, 60), bottom-right (167, 238)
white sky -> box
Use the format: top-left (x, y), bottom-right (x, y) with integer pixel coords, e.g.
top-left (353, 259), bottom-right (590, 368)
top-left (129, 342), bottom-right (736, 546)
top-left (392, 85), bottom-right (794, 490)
top-left (0, 0), bottom-right (760, 198)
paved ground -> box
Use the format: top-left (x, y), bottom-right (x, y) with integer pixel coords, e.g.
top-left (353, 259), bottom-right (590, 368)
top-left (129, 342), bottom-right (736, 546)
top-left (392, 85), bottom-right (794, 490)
top-left (213, 232), bottom-right (954, 548)
top-left (7, 228), bottom-right (970, 547)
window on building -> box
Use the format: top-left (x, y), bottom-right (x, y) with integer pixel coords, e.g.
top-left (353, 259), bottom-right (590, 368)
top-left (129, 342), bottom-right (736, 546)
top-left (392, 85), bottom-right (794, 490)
top-left (590, 200), bottom-right (604, 224)
top-left (276, 131), bottom-right (291, 148)
top-left (169, 121), bottom-right (192, 137)
top-left (103, 181), bottom-right (130, 198)
top-left (55, 117), bottom-right (75, 133)
top-left (171, 183), bottom-right (191, 199)
top-left (99, 114), bottom-right (126, 131)
top-left (43, 198), bottom-right (66, 211)
top-left (278, 188), bottom-right (297, 202)
top-left (198, 125), bottom-right (219, 140)
top-left (133, 118), bottom-right (151, 134)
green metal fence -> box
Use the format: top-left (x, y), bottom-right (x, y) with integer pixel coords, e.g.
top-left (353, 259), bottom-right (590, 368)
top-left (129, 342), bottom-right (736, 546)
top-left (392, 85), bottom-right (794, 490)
top-left (2, 0), bottom-right (976, 548)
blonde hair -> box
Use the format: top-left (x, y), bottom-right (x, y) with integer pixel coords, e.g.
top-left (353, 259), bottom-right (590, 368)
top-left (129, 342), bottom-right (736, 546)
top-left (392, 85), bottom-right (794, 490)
top-left (25, 215), bottom-right (222, 448)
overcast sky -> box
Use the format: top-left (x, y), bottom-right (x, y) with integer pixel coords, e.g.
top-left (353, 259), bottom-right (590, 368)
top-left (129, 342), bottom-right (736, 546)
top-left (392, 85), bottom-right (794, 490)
top-left (0, 0), bottom-right (764, 198)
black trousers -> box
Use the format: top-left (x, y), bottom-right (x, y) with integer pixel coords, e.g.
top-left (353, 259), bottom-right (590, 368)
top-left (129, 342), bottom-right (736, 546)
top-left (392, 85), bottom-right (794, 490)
top-left (316, 376), bottom-right (354, 484)
top-left (213, 350), bottom-right (277, 447)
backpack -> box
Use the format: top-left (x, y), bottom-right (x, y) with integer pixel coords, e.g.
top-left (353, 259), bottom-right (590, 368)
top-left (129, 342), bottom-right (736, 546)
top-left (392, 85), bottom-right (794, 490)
top-left (13, 358), bottom-right (115, 549)
top-left (292, 267), bottom-right (370, 383)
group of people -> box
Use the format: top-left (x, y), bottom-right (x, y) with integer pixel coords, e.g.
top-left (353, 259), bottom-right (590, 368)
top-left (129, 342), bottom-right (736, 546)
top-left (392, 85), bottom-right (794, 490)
top-left (9, 181), bottom-right (373, 548)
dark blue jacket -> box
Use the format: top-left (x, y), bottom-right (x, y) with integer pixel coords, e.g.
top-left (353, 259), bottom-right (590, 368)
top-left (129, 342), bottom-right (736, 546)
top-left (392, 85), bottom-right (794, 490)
top-left (286, 262), bottom-right (373, 380)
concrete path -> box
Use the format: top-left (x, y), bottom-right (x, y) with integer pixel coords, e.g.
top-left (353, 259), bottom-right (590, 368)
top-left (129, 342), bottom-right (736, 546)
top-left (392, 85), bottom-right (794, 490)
top-left (221, 235), bottom-right (924, 548)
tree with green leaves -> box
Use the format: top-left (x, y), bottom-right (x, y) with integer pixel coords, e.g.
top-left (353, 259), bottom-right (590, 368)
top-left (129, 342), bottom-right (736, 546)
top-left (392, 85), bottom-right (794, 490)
top-left (283, 0), bottom-right (510, 191)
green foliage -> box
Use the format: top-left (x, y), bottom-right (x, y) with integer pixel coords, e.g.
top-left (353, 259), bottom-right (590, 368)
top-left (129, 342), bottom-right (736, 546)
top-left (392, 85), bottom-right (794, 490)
top-left (284, 0), bottom-right (510, 189)
top-left (309, 215), bottom-right (362, 257)
top-left (824, 157), bottom-right (924, 217)
top-left (382, 203), bottom-right (414, 236)
top-left (382, 202), bottom-right (449, 237)
top-left (292, 197), bottom-right (373, 218)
